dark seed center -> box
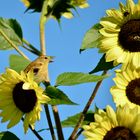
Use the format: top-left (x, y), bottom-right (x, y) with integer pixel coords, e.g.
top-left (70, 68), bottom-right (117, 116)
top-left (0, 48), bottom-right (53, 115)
top-left (126, 78), bottom-right (140, 105)
top-left (13, 82), bottom-right (37, 113)
top-left (103, 126), bottom-right (137, 140)
top-left (119, 19), bottom-right (140, 52)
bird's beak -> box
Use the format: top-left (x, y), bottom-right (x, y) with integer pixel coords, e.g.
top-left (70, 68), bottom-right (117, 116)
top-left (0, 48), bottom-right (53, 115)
top-left (48, 56), bottom-right (54, 63)
top-left (49, 59), bottom-right (53, 63)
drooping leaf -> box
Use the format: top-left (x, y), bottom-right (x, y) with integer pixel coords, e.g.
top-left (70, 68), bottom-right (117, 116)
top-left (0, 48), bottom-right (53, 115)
top-left (0, 131), bottom-right (19, 140)
top-left (89, 54), bottom-right (117, 74)
top-left (61, 111), bottom-right (94, 128)
top-left (9, 55), bottom-right (30, 73)
top-left (55, 72), bottom-right (108, 86)
top-left (0, 17), bottom-right (23, 50)
top-left (80, 23), bottom-right (102, 52)
top-left (45, 86), bottom-right (77, 105)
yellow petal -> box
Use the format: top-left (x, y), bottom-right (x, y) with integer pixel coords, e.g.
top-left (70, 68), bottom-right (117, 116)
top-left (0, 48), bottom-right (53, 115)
top-left (106, 47), bottom-right (123, 62)
top-left (7, 110), bottom-right (23, 128)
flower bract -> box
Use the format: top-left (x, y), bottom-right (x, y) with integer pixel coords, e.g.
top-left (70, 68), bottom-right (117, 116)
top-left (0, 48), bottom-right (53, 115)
top-left (21, 0), bottom-right (89, 20)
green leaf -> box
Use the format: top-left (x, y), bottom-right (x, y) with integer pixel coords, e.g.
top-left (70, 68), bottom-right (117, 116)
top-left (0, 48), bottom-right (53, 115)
top-left (0, 131), bottom-right (19, 140)
top-left (61, 111), bottom-right (94, 128)
top-left (89, 54), bottom-right (116, 74)
top-left (0, 17), bottom-right (23, 50)
top-left (55, 72), bottom-right (108, 86)
top-left (9, 55), bottom-right (30, 73)
top-left (46, 86), bottom-right (77, 105)
top-left (80, 23), bottom-right (102, 52)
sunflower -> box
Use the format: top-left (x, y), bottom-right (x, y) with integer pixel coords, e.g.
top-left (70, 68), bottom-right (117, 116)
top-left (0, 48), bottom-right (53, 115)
top-left (0, 68), bottom-right (50, 133)
top-left (21, 0), bottom-right (89, 20)
top-left (83, 105), bottom-right (140, 140)
top-left (98, 0), bottom-right (140, 69)
top-left (110, 67), bottom-right (140, 112)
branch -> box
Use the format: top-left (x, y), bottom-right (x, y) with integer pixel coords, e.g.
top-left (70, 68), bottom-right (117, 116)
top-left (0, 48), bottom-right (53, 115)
top-left (44, 104), bottom-right (56, 140)
top-left (44, 81), bottom-right (64, 140)
top-left (52, 105), bottom-right (64, 140)
top-left (69, 71), bottom-right (107, 140)
top-left (75, 128), bottom-right (84, 140)
top-left (28, 125), bottom-right (43, 140)
top-left (21, 118), bottom-right (43, 140)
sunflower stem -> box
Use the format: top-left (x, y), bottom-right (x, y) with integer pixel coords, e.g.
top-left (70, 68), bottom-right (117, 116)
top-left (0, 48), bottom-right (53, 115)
top-left (52, 105), bottom-right (64, 140)
top-left (0, 29), bottom-right (30, 60)
top-left (44, 81), bottom-right (64, 140)
top-left (39, 0), bottom-right (50, 55)
top-left (75, 128), bottom-right (84, 139)
top-left (40, 1), bottom-right (64, 140)
top-left (43, 82), bottom-right (57, 140)
top-left (68, 70), bottom-right (107, 140)
top-left (44, 104), bottom-right (56, 140)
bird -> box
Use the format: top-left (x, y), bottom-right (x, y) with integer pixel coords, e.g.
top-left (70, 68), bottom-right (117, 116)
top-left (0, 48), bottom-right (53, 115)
top-left (24, 55), bottom-right (53, 83)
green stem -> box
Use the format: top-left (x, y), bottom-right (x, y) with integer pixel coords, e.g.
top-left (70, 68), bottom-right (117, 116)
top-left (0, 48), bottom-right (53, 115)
top-left (69, 71), bottom-right (107, 140)
top-left (22, 38), bottom-right (41, 55)
top-left (22, 45), bottom-right (39, 56)
top-left (39, 0), bottom-right (50, 55)
top-left (0, 29), bottom-right (30, 60)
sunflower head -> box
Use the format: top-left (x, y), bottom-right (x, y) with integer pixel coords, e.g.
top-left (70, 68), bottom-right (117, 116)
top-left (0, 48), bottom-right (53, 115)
top-left (110, 67), bottom-right (140, 112)
top-left (0, 68), bottom-right (50, 133)
top-left (83, 105), bottom-right (140, 140)
top-left (98, 0), bottom-right (140, 69)
top-left (21, 0), bottom-right (89, 20)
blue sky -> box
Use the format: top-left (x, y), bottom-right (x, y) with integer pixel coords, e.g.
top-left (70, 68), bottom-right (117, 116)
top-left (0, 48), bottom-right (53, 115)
top-left (0, 0), bottom-right (128, 140)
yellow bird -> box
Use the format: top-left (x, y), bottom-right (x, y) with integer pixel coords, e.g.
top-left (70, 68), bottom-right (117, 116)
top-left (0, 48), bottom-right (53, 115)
top-left (24, 55), bottom-right (53, 83)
